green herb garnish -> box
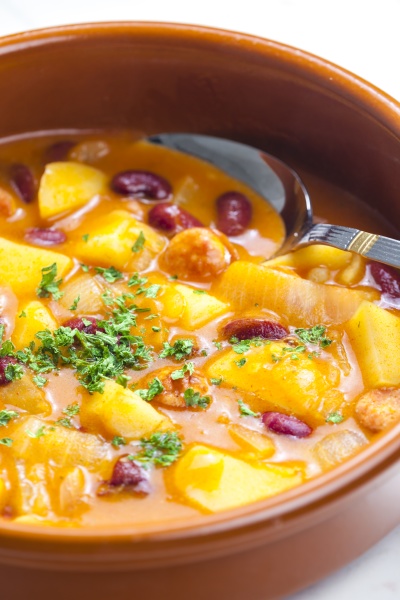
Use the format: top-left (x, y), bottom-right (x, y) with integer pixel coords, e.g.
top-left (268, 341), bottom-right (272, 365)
top-left (294, 325), bottom-right (332, 349)
top-left (69, 295), bottom-right (80, 311)
top-left (131, 231), bottom-right (145, 253)
top-left (112, 436), bottom-right (126, 448)
top-left (129, 432), bottom-right (182, 467)
top-left (37, 263), bottom-right (64, 301)
top-left (0, 438), bottom-right (13, 447)
top-left (95, 266), bottom-right (124, 283)
top-left (184, 388), bottom-right (210, 409)
top-left (238, 399), bottom-right (260, 418)
top-left (136, 377), bottom-right (164, 402)
top-left (326, 412), bottom-right (344, 424)
top-left (170, 362), bottom-right (195, 380)
top-left (159, 339), bottom-right (194, 360)
top-left (0, 410), bottom-right (19, 427)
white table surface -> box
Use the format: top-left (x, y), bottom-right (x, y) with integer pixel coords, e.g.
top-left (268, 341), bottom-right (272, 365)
top-left (0, 1), bottom-right (399, 598)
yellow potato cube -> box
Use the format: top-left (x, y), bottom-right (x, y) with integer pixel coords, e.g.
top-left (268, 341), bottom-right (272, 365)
top-left (173, 445), bottom-right (305, 512)
top-left (80, 380), bottom-right (171, 441)
top-left (73, 210), bottom-right (165, 271)
top-left (39, 162), bottom-right (107, 218)
top-left (12, 300), bottom-right (58, 350)
top-left (165, 284), bottom-right (229, 330)
top-left (58, 273), bottom-right (105, 315)
top-left (346, 301), bottom-right (400, 387)
top-left (206, 343), bottom-right (344, 423)
top-left (0, 478), bottom-right (7, 512)
top-left (0, 372), bottom-right (51, 415)
top-left (214, 261), bottom-right (368, 327)
top-left (0, 237), bottom-right (72, 297)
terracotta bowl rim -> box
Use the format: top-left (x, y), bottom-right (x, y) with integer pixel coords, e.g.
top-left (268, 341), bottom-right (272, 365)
top-left (0, 21), bottom-right (399, 545)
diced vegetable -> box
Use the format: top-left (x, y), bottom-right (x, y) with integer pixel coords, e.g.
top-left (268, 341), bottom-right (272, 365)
top-left (0, 372), bottom-right (51, 415)
top-left (0, 237), bottom-right (72, 297)
top-left (214, 261), bottom-right (369, 327)
top-left (264, 244), bottom-right (353, 271)
top-left (73, 210), bottom-right (166, 271)
top-left (206, 342), bottom-right (345, 423)
top-left (345, 301), bottom-right (400, 387)
top-left (80, 380), bottom-right (172, 442)
top-left (58, 273), bottom-right (105, 315)
top-left (173, 444), bottom-right (305, 512)
top-left (38, 162), bottom-right (107, 218)
top-left (171, 284), bottom-right (229, 330)
top-left (9, 416), bottom-right (110, 472)
top-left (312, 430), bottom-right (367, 470)
top-left (228, 424), bottom-right (275, 458)
top-left (12, 300), bottom-right (58, 350)
top-left (58, 467), bottom-right (89, 517)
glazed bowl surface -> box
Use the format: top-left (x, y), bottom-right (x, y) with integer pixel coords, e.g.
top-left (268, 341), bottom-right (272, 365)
top-left (0, 21), bottom-right (400, 600)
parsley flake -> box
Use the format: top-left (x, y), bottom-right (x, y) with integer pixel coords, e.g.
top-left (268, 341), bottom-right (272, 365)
top-left (193, 289), bottom-right (207, 295)
top-left (19, 311), bottom-right (27, 318)
top-left (184, 388), bottom-right (211, 409)
top-left (159, 339), bottom-right (194, 361)
top-left (131, 231), bottom-right (145, 253)
top-left (144, 284), bottom-right (161, 299)
top-left (238, 399), bottom-right (260, 418)
top-left (33, 374), bottom-right (48, 388)
top-left (69, 295), bottom-right (80, 311)
top-left (136, 377), bottom-right (164, 402)
top-left (210, 377), bottom-right (223, 385)
top-left (4, 362), bottom-right (23, 382)
top-left (112, 435), bottom-right (126, 448)
top-left (0, 410), bottom-right (19, 427)
top-left (0, 437), bottom-right (13, 447)
top-left (95, 266), bottom-right (124, 283)
top-left (171, 362), bottom-right (195, 380)
top-left (129, 432), bottom-right (182, 467)
top-left (326, 412), bottom-right (344, 424)
top-left (26, 425), bottom-right (46, 439)
top-left (235, 357), bottom-right (247, 367)
top-left (37, 263), bottom-right (64, 301)
top-left (82, 233), bottom-right (90, 242)
top-left (294, 325), bottom-right (332, 349)
top-left (63, 403), bottom-right (80, 417)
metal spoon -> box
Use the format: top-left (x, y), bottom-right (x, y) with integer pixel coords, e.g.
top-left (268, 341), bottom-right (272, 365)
top-left (148, 133), bottom-right (400, 267)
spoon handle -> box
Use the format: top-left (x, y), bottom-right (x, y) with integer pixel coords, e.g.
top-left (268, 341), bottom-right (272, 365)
top-left (300, 224), bottom-right (400, 268)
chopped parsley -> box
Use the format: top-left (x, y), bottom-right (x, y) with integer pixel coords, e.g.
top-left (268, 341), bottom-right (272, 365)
top-left (231, 338), bottom-right (252, 354)
top-left (326, 412), bottom-right (344, 424)
top-left (169, 274), bottom-right (178, 280)
top-left (193, 289), bottom-right (207, 295)
top-left (4, 362), bottom-right (23, 382)
top-left (159, 339), bottom-right (194, 360)
top-left (210, 377), bottom-right (223, 385)
top-left (144, 284), bottom-right (160, 299)
top-left (82, 233), bottom-right (90, 242)
top-left (129, 432), bottom-right (183, 467)
top-left (184, 388), bottom-right (211, 409)
top-left (33, 374), bottom-right (47, 388)
top-left (69, 295), bottom-right (80, 311)
top-left (19, 311), bottom-right (27, 318)
top-left (26, 425), bottom-right (46, 439)
top-left (213, 340), bottom-right (222, 351)
top-left (0, 410), bottom-right (19, 427)
top-left (63, 403), bottom-right (80, 417)
top-left (235, 357), bottom-right (247, 367)
top-left (116, 374), bottom-right (130, 388)
top-left (112, 435), bottom-right (126, 448)
top-left (56, 417), bottom-right (73, 428)
top-left (80, 264), bottom-right (90, 273)
top-left (0, 437), bottom-right (13, 447)
top-left (294, 325), bottom-right (332, 349)
top-left (95, 266), bottom-right (124, 283)
top-left (128, 273), bottom-right (148, 287)
top-left (131, 231), bottom-right (145, 253)
top-left (152, 326), bottom-right (161, 332)
top-left (171, 361), bottom-right (195, 380)
top-left (238, 399), bottom-right (260, 418)
top-left (136, 377), bottom-right (164, 402)
top-left (36, 263), bottom-right (64, 301)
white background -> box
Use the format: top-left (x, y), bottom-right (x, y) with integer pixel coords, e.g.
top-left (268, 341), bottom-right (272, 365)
top-left (0, 1), bottom-right (399, 598)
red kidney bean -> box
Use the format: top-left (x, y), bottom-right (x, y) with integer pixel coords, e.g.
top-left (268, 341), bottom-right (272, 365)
top-left (44, 140), bottom-right (76, 163)
top-left (370, 262), bottom-right (400, 298)
top-left (216, 191), bottom-right (252, 236)
top-left (148, 202), bottom-right (203, 234)
top-left (63, 316), bottom-right (102, 335)
top-left (9, 163), bottom-right (36, 204)
top-left (109, 457), bottom-right (148, 487)
top-left (25, 227), bottom-right (67, 247)
top-left (262, 411), bottom-right (313, 438)
top-left (223, 319), bottom-right (288, 341)
top-left (0, 357), bottom-right (18, 386)
top-left (111, 170), bottom-right (172, 200)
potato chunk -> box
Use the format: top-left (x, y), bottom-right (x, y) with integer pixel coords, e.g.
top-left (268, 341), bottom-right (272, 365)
top-left (355, 388), bottom-right (400, 432)
top-left (346, 301), bottom-right (400, 387)
top-left (73, 210), bottom-right (165, 271)
top-left (228, 424), bottom-right (275, 459)
top-left (12, 300), bottom-right (58, 350)
top-left (214, 261), bottom-right (368, 327)
top-left (58, 273), bottom-right (105, 315)
top-left (264, 245), bottom-right (353, 271)
top-left (171, 284), bottom-right (229, 330)
top-left (0, 372), bottom-right (51, 415)
top-left (206, 342), bottom-right (344, 423)
top-left (39, 162), bottom-right (107, 218)
top-left (0, 237), bottom-right (72, 297)
top-left (173, 445), bottom-right (305, 512)
top-left (80, 380), bottom-right (171, 441)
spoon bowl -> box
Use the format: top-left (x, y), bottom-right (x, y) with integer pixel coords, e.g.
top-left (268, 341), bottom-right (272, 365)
top-left (149, 133), bottom-right (400, 267)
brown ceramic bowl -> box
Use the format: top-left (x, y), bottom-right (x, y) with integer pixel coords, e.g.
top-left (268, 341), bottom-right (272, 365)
top-left (0, 22), bottom-right (400, 600)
